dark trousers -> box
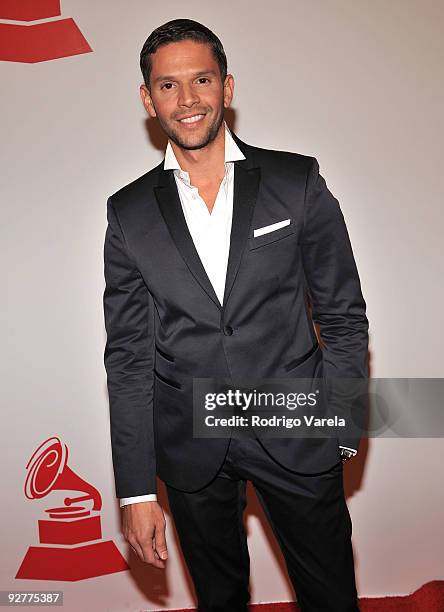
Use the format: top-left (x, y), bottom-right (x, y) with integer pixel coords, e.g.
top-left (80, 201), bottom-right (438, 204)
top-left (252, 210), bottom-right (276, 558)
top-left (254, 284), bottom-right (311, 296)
top-left (166, 432), bottom-right (359, 612)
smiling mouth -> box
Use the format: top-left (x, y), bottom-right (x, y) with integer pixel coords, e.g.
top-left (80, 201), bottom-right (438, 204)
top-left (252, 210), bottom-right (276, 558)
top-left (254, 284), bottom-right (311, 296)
top-left (177, 114), bottom-right (206, 124)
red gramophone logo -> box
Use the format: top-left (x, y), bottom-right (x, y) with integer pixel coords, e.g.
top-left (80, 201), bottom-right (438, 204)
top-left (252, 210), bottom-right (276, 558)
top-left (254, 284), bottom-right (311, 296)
top-left (16, 436), bottom-right (128, 581)
top-left (0, 0), bottom-right (92, 63)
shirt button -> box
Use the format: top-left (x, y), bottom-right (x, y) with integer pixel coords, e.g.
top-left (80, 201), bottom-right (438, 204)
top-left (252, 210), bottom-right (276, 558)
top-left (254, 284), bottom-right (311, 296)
top-left (223, 325), bottom-right (233, 336)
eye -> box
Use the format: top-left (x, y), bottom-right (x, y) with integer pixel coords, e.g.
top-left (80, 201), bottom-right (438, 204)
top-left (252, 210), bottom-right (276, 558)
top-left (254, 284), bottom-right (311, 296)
top-left (160, 82), bottom-right (174, 90)
top-left (196, 77), bottom-right (210, 84)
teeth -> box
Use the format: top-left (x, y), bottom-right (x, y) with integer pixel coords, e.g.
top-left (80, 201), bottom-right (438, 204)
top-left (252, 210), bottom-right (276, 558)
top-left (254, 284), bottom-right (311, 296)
top-left (179, 114), bottom-right (204, 124)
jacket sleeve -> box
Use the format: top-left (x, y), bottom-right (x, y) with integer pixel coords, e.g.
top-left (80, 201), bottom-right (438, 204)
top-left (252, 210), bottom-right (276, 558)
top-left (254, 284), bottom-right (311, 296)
top-left (103, 196), bottom-right (157, 498)
top-left (300, 158), bottom-right (369, 451)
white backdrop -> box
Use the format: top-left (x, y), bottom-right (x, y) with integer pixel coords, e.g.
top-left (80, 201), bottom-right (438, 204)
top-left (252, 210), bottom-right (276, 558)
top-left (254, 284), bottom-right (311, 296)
top-left (1, 1), bottom-right (443, 610)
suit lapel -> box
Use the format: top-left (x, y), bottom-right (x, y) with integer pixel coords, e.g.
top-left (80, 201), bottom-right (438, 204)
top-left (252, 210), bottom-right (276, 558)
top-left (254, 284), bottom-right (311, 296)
top-left (154, 170), bottom-right (222, 308)
top-left (222, 161), bottom-right (261, 308)
top-left (153, 130), bottom-right (261, 311)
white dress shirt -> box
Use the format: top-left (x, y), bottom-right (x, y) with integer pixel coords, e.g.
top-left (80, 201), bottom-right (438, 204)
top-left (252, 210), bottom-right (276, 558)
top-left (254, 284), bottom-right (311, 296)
top-left (119, 123), bottom-right (357, 508)
top-left (119, 121), bottom-right (245, 507)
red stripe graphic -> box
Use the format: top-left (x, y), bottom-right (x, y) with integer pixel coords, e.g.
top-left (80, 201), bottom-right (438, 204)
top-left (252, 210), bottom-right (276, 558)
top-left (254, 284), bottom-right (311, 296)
top-left (0, 18), bottom-right (92, 63)
top-left (0, 0), bottom-right (61, 21)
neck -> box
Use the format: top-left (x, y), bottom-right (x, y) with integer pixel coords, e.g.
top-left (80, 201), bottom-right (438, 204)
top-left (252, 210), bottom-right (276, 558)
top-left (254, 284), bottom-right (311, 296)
top-left (169, 122), bottom-right (226, 183)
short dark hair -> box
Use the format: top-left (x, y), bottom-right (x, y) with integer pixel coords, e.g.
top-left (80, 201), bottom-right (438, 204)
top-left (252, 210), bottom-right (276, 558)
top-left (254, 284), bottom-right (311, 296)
top-left (140, 18), bottom-right (227, 90)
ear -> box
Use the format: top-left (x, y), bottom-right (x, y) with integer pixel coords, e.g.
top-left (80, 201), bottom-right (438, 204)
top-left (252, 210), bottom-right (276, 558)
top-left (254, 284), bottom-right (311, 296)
top-left (140, 84), bottom-right (157, 118)
top-left (223, 74), bottom-right (234, 109)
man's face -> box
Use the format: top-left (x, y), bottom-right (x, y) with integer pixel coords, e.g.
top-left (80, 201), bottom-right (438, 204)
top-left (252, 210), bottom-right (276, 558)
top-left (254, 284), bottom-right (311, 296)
top-left (140, 40), bottom-right (233, 150)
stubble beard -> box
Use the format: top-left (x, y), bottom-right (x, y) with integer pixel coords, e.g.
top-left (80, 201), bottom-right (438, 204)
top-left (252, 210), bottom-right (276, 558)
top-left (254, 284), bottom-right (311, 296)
top-left (157, 106), bottom-right (225, 151)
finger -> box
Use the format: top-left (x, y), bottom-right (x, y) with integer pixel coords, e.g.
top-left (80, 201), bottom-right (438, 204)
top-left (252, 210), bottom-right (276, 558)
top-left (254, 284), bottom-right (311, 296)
top-left (129, 540), bottom-right (144, 562)
top-left (154, 524), bottom-right (168, 561)
top-left (141, 541), bottom-right (165, 569)
top-left (132, 539), bottom-right (163, 568)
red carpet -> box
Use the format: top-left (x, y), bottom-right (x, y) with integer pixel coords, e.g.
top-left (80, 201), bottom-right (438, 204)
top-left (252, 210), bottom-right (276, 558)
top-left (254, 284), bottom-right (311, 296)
top-left (169, 580), bottom-right (444, 611)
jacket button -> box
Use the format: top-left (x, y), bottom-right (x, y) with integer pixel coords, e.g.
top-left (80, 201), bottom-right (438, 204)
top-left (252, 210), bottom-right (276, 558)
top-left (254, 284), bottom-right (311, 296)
top-left (223, 325), bottom-right (233, 336)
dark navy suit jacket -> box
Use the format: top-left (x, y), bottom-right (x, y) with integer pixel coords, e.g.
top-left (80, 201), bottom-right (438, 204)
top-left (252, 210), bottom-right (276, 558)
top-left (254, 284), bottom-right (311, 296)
top-left (103, 131), bottom-right (369, 497)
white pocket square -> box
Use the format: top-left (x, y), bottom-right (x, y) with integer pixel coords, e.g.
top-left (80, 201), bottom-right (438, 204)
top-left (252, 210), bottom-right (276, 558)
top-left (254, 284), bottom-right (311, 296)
top-left (253, 219), bottom-right (290, 238)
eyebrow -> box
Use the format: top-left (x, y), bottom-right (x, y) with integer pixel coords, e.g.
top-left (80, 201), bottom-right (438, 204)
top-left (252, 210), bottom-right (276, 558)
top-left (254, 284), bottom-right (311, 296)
top-left (153, 70), bottom-right (217, 85)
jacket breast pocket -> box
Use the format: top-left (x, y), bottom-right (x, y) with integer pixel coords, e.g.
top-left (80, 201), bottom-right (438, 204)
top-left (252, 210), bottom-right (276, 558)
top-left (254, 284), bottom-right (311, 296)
top-left (248, 223), bottom-right (296, 250)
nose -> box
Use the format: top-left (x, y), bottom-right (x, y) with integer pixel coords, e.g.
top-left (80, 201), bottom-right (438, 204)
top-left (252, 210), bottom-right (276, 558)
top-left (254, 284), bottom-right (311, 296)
top-left (177, 83), bottom-right (200, 108)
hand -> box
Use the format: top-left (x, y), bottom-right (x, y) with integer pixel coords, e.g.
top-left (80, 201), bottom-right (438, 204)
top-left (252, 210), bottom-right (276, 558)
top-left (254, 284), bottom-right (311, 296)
top-left (122, 501), bottom-right (168, 568)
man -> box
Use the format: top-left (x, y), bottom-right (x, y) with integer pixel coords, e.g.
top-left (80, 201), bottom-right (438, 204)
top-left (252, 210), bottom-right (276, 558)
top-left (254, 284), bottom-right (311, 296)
top-left (103, 18), bottom-right (368, 612)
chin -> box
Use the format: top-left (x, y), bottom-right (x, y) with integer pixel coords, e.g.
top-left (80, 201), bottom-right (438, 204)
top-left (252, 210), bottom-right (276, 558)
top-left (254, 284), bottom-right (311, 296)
top-left (174, 129), bottom-right (214, 151)
top-left (181, 137), bottom-right (212, 150)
